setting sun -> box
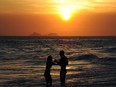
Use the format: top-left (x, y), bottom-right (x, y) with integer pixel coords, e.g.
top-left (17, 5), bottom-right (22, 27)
top-left (53, 0), bottom-right (91, 20)
top-left (0, 0), bottom-right (116, 36)
top-left (61, 11), bottom-right (71, 20)
top-left (59, 5), bottom-right (73, 20)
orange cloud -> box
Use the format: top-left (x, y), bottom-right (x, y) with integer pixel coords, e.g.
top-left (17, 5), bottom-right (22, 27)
top-left (0, 0), bottom-right (116, 14)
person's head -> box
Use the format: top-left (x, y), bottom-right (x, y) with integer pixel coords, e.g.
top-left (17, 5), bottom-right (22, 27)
top-left (59, 50), bottom-right (65, 56)
top-left (47, 55), bottom-right (52, 62)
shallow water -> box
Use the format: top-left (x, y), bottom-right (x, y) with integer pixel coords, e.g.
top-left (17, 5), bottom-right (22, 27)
top-left (0, 36), bottom-right (116, 87)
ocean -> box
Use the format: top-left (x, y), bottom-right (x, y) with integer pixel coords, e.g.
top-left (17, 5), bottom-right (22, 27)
top-left (0, 36), bottom-right (116, 87)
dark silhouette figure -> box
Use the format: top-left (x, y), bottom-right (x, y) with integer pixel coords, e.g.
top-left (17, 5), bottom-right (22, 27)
top-left (58, 51), bottom-right (68, 86)
top-left (44, 56), bottom-right (53, 86)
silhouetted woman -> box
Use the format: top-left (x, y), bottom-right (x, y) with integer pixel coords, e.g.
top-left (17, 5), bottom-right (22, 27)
top-left (44, 56), bottom-right (53, 86)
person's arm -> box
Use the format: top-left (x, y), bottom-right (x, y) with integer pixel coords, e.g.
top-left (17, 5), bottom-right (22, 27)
top-left (52, 59), bottom-right (59, 65)
top-left (66, 58), bottom-right (68, 65)
top-left (54, 59), bottom-right (60, 65)
top-left (52, 61), bottom-right (57, 65)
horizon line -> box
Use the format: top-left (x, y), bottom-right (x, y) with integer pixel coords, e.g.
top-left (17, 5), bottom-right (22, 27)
top-left (0, 35), bottom-right (116, 37)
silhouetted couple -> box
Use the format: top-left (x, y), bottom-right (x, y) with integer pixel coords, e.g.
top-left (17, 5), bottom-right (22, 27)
top-left (44, 51), bottom-right (68, 87)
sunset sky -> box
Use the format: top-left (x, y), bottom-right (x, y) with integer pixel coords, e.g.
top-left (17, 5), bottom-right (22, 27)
top-left (0, 0), bottom-right (116, 36)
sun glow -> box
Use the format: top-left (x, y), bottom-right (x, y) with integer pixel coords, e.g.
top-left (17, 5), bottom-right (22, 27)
top-left (62, 11), bottom-right (71, 20)
top-left (53, 0), bottom-right (90, 20)
top-left (59, 5), bottom-right (74, 20)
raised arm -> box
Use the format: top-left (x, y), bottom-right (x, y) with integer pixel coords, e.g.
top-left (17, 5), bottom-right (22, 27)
top-left (52, 59), bottom-right (60, 65)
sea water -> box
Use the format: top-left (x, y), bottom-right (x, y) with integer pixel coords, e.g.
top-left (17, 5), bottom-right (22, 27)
top-left (0, 36), bottom-right (116, 87)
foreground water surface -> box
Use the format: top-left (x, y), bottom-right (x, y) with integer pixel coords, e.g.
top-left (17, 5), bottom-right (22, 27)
top-left (0, 36), bottom-right (116, 87)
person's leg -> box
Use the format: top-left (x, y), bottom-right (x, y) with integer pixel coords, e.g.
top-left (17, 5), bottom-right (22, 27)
top-left (45, 75), bottom-right (49, 85)
top-left (46, 74), bottom-right (52, 86)
top-left (63, 74), bottom-right (66, 84)
top-left (49, 75), bottom-right (52, 86)
top-left (60, 72), bottom-right (66, 85)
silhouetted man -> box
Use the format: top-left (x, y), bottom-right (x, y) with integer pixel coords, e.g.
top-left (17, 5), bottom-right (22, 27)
top-left (58, 51), bottom-right (68, 85)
